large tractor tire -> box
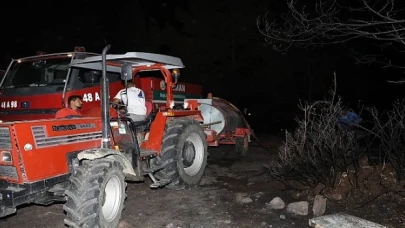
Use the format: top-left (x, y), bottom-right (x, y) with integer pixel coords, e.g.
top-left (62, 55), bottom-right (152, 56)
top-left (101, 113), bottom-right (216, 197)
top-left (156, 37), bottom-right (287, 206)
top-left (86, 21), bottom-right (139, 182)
top-left (151, 119), bottom-right (208, 190)
top-left (235, 134), bottom-right (249, 157)
top-left (64, 158), bottom-right (126, 228)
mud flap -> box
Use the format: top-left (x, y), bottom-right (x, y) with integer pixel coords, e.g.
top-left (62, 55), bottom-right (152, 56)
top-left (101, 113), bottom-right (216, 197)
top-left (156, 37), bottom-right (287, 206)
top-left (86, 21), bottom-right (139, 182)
top-left (0, 188), bottom-right (16, 218)
top-left (77, 148), bottom-right (140, 181)
top-left (0, 205), bottom-right (16, 218)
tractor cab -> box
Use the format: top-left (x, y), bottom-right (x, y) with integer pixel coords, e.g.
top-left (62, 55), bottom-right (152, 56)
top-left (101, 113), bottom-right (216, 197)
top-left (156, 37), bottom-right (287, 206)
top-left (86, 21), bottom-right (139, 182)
top-left (69, 51), bottom-right (184, 107)
top-left (69, 47), bottom-right (208, 190)
top-left (70, 51), bottom-right (185, 136)
top-left (114, 62), bottom-right (180, 137)
top-left (69, 50), bottom-right (198, 168)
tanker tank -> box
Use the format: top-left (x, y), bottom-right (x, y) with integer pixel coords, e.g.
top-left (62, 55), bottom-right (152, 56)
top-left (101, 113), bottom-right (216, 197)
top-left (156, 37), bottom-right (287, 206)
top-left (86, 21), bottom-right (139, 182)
top-left (190, 97), bottom-right (250, 134)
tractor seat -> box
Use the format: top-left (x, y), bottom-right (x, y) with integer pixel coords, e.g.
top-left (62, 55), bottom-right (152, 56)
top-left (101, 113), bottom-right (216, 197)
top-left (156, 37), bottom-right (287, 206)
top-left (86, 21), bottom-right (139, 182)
top-left (130, 101), bottom-right (155, 131)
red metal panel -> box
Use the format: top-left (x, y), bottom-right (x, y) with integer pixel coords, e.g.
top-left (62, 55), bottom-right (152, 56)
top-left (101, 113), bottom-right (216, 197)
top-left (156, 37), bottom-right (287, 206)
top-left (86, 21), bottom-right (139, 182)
top-left (10, 118), bottom-right (102, 183)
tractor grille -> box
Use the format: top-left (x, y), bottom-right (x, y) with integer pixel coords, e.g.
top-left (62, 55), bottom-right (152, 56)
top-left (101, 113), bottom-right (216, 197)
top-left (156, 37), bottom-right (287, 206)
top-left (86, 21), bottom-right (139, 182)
top-left (31, 126), bottom-right (102, 148)
top-left (0, 165), bottom-right (18, 179)
top-left (0, 127), bottom-right (11, 150)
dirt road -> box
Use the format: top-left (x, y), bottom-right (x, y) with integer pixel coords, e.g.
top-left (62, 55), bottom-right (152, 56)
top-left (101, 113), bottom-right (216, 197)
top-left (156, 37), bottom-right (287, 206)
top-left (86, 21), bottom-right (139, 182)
top-left (0, 141), bottom-right (353, 228)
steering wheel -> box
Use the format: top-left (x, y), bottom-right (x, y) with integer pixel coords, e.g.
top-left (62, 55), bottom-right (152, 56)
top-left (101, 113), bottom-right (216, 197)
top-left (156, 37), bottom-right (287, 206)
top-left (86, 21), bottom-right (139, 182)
top-left (109, 102), bottom-right (129, 118)
top-left (109, 102), bottom-right (126, 109)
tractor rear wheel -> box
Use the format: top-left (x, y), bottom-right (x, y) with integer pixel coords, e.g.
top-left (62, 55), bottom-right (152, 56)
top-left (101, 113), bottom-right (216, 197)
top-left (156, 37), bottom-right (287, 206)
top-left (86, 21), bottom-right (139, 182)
top-left (64, 158), bottom-right (126, 228)
top-left (235, 134), bottom-right (249, 157)
top-left (151, 119), bottom-right (208, 190)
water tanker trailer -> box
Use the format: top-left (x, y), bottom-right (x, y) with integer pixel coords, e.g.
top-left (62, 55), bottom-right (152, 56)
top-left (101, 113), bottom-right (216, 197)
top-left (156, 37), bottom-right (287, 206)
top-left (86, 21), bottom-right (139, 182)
top-left (185, 96), bottom-right (253, 157)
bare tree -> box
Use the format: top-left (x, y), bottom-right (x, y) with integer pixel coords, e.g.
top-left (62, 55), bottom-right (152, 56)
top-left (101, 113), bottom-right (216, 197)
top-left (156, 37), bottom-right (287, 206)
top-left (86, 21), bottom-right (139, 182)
top-left (367, 100), bottom-right (405, 179)
top-left (267, 74), bottom-right (366, 188)
top-left (257, 0), bottom-right (405, 73)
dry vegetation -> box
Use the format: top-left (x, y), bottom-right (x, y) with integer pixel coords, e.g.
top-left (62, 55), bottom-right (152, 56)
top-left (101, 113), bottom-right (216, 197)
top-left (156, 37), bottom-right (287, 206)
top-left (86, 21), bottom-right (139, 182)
top-left (266, 76), bottom-right (405, 225)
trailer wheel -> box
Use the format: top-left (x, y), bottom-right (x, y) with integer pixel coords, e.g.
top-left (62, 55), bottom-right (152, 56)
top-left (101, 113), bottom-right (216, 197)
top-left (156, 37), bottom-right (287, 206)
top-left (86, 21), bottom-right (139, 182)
top-left (235, 134), bottom-right (249, 157)
top-left (151, 119), bottom-right (208, 190)
top-left (64, 158), bottom-right (126, 228)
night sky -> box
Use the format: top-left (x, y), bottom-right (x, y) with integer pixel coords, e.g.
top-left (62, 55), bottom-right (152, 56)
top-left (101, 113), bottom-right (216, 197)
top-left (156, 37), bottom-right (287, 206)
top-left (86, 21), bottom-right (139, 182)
top-left (1, 0), bottom-right (404, 133)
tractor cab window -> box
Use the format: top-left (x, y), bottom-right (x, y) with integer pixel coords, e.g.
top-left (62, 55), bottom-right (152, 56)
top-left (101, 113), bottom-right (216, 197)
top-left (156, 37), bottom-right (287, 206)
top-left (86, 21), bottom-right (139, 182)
top-left (1, 57), bottom-right (71, 89)
top-left (80, 70), bottom-right (102, 85)
top-left (68, 67), bottom-right (121, 89)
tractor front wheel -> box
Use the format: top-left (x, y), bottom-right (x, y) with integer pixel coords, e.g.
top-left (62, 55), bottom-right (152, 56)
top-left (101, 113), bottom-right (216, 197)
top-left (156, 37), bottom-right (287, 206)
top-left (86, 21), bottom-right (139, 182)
top-left (151, 119), bottom-right (208, 190)
top-left (64, 158), bottom-right (126, 228)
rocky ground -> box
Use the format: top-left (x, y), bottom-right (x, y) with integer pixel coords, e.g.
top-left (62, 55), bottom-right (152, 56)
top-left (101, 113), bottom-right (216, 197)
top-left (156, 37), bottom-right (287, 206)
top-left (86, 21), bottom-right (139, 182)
top-left (0, 135), bottom-right (403, 228)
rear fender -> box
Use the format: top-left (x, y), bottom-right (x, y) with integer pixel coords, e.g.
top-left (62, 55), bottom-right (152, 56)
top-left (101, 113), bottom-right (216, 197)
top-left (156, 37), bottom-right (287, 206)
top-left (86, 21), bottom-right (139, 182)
top-left (77, 148), bottom-right (136, 177)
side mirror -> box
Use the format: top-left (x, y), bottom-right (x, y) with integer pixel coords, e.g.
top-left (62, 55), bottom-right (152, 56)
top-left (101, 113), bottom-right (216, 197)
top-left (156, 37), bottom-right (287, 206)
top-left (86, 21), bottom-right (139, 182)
top-left (121, 63), bottom-right (133, 81)
top-left (172, 69), bottom-right (180, 84)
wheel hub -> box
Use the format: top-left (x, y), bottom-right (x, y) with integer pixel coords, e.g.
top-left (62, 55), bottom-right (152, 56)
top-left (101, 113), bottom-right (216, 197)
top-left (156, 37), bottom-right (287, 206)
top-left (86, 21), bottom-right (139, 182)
top-left (102, 175), bottom-right (122, 222)
top-left (182, 141), bottom-right (196, 167)
top-left (183, 132), bottom-right (204, 176)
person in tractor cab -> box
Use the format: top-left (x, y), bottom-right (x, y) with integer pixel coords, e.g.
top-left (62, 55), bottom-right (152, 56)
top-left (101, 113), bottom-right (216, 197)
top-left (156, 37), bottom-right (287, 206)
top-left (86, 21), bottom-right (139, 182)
top-left (55, 95), bottom-right (83, 119)
top-left (113, 79), bottom-right (147, 144)
top-left (113, 80), bottom-right (146, 122)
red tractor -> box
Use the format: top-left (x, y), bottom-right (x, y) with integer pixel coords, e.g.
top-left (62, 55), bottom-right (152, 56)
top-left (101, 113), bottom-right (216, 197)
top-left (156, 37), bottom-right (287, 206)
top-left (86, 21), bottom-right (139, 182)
top-left (0, 47), bottom-right (202, 121)
top-left (0, 45), bottom-right (252, 227)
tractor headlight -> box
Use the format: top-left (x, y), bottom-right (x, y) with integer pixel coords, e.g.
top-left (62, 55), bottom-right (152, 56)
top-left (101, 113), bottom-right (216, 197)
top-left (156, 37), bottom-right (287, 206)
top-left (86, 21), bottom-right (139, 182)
top-left (184, 100), bottom-right (189, 109)
top-left (172, 68), bottom-right (180, 77)
top-left (171, 69), bottom-right (180, 84)
top-left (1, 151), bottom-right (12, 163)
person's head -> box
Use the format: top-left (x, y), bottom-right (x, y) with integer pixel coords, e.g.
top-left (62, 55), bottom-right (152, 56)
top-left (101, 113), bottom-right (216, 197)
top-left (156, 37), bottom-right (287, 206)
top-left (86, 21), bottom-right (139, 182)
top-left (68, 95), bottom-right (83, 110)
top-left (125, 80), bottom-right (135, 88)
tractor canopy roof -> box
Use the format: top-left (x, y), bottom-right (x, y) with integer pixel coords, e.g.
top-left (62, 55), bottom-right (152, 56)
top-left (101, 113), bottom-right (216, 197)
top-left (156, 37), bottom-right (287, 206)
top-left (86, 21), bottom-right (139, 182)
top-left (70, 52), bottom-right (185, 73)
top-left (15, 52), bottom-right (100, 62)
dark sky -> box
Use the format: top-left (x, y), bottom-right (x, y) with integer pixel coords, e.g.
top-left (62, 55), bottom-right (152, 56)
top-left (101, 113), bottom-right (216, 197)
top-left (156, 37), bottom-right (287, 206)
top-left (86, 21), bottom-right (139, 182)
top-left (1, 0), bottom-right (404, 131)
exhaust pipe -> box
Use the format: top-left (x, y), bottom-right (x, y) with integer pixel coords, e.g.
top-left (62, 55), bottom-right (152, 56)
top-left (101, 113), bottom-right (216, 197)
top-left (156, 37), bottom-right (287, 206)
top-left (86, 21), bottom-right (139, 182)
top-left (101, 44), bottom-right (111, 148)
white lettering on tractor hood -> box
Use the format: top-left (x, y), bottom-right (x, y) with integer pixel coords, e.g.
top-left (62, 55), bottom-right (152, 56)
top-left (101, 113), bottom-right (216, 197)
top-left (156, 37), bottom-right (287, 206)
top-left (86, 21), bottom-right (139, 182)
top-left (172, 84), bottom-right (185, 92)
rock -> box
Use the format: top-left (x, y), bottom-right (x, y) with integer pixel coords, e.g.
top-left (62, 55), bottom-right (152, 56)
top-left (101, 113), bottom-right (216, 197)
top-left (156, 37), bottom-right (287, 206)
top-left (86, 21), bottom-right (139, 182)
top-left (286, 201), bottom-right (309, 216)
top-left (254, 192), bottom-right (264, 199)
top-left (280, 214), bottom-right (286, 219)
top-left (312, 195), bottom-right (327, 216)
top-left (235, 193), bottom-right (253, 204)
top-left (118, 220), bottom-right (131, 228)
top-left (313, 183), bottom-right (326, 195)
top-left (165, 223), bottom-right (174, 228)
top-left (267, 197), bottom-right (285, 209)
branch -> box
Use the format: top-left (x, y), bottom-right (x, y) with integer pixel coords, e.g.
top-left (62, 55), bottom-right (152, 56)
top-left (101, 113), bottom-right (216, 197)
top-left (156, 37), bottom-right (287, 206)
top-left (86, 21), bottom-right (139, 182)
top-left (257, 0), bottom-right (405, 67)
